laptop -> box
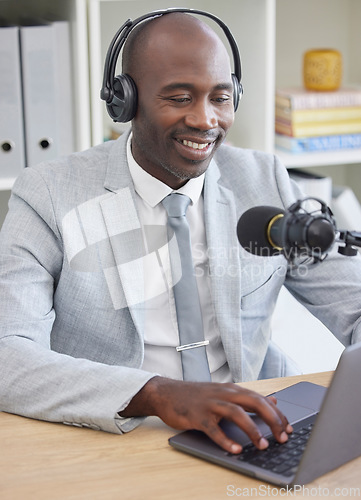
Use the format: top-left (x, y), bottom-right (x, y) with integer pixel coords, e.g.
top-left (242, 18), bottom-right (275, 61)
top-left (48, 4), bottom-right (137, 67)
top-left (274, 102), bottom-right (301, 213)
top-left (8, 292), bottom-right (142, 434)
top-left (169, 342), bottom-right (361, 486)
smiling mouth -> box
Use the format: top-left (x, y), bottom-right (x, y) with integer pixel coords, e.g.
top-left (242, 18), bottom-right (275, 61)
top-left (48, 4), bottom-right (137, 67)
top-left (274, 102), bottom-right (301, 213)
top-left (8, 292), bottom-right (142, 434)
top-left (176, 138), bottom-right (215, 150)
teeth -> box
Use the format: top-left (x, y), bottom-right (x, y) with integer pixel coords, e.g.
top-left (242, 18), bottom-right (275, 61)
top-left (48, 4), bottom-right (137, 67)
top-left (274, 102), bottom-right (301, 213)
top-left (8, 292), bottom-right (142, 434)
top-left (182, 140), bottom-right (209, 150)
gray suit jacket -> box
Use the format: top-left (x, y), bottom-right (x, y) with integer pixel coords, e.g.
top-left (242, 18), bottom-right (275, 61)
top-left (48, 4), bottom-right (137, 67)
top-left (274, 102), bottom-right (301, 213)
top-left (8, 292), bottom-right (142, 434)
top-left (1, 129), bottom-right (361, 433)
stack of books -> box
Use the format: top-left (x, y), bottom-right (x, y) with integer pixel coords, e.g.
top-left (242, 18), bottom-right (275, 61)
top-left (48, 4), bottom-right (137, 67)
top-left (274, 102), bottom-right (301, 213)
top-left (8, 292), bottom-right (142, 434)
top-left (275, 87), bottom-right (361, 153)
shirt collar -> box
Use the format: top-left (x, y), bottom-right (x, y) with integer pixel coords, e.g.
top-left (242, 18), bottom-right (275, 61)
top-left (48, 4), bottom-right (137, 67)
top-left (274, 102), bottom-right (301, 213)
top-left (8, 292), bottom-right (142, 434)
top-left (127, 133), bottom-right (205, 208)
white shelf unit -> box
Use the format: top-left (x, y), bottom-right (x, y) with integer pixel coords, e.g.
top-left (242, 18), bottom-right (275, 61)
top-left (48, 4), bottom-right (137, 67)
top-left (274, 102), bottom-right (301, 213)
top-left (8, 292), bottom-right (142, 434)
top-left (277, 148), bottom-right (361, 169)
top-left (1, 0), bottom-right (361, 190)
top-left (0, 0), bottom-right (91, 192)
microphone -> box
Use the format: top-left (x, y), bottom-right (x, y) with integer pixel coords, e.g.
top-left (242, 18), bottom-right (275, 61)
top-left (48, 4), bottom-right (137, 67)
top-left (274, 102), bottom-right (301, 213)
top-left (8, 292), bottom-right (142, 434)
top-left (237, 198), bottom-right (336, 263)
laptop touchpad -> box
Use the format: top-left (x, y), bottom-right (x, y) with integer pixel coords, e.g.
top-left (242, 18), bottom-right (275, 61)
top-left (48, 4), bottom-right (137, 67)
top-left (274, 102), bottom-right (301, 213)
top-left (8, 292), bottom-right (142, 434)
top-left (220, 382), bottom-right (327, 446)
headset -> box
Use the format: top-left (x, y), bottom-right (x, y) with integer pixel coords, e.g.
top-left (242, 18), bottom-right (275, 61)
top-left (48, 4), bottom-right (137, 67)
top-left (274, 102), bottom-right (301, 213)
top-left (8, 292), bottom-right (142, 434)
top-left (100, 7), bottom-right (243, 123)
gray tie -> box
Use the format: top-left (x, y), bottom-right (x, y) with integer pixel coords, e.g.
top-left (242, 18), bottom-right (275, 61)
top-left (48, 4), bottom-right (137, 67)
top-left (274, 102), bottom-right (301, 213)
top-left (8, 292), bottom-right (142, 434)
top-left (162, 193), bottom-right (211, 382)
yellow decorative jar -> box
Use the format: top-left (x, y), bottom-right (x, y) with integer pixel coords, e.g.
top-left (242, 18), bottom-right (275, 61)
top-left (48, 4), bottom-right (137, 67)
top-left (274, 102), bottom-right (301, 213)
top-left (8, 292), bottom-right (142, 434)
top-left (303, 49), bottom-right (342, 91)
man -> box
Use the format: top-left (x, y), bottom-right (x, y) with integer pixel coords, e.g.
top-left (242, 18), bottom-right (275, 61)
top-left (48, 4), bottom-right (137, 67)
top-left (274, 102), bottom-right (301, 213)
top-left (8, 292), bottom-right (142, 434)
top-left (1, 11), bottom-right (361, 455)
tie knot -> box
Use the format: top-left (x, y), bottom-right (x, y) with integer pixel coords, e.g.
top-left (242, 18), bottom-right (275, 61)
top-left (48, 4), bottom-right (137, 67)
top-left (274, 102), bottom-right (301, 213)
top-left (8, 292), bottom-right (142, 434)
top-left (162, 193), bottom-right (191, 217)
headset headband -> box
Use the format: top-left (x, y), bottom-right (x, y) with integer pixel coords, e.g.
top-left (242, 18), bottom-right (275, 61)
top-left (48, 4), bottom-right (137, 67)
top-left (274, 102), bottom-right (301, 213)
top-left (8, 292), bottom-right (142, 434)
top-left (100, 8), bottom-right (243, 122)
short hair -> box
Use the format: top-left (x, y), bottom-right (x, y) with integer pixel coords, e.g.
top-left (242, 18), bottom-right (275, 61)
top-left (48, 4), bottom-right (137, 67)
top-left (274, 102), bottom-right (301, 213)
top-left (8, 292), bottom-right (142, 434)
top-left (121, 13), bottom-right (211, 78)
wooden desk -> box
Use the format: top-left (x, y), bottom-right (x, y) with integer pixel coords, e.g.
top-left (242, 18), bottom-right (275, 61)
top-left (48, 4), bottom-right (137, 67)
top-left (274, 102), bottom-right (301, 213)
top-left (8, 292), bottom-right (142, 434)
top-left (1, 372), bottom-right (360, 499)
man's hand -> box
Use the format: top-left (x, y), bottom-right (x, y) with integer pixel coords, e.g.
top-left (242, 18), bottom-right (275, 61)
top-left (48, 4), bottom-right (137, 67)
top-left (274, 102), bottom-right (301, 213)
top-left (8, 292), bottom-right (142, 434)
top-left (119, 376), bottom-right (293, 454)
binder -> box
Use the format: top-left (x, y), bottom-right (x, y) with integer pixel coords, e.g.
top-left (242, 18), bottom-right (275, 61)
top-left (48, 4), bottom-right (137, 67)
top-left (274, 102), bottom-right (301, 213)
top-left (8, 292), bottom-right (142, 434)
top-left (19, 21), bottom-right (74, 167)
top-left (0, 25), bottom-right (26, 179)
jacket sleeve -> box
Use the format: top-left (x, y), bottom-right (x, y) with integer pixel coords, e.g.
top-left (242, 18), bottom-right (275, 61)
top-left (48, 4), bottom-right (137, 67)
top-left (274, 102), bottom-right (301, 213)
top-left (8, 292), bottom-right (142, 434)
top-left (0, 167), bottom-right (156, 434)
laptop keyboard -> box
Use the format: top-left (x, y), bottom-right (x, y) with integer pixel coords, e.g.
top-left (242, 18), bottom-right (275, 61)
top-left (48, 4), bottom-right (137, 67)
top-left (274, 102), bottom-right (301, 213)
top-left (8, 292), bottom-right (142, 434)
top-left (235, 422), bottom-right (314, 477)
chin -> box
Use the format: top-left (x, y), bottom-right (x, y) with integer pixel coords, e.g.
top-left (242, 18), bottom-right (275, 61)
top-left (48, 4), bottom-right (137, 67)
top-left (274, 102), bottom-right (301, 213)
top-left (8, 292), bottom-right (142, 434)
top-left (174, 165), bottom-right (208, 182)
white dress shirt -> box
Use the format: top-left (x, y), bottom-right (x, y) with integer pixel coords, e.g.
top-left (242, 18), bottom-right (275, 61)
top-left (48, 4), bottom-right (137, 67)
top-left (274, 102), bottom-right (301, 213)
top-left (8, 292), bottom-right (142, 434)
top-left (127, 136), bottom-right (232, 382)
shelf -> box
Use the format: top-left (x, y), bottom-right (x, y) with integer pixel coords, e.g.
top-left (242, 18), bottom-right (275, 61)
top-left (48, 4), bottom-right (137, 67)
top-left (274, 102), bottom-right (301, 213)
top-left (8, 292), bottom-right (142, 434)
top-left (275, 0), bottom-right (361, 175)
top-left (275, 148), bottom-right (361, 169)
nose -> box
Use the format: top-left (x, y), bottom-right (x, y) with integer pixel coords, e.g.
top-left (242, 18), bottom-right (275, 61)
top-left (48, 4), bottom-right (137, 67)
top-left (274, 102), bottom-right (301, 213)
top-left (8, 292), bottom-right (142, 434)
top-left (184, 98), bottom-right (218, 130)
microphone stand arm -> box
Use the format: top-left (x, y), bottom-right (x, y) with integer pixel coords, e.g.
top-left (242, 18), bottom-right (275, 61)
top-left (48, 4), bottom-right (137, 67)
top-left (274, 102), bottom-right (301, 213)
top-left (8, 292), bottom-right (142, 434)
top-left (337, 230), bottom-right (361, 256)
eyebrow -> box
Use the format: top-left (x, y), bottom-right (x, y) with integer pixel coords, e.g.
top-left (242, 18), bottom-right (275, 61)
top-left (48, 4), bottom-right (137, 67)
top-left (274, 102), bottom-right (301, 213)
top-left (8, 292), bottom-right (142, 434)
top-left (160, 82), bottom-right (234, 92)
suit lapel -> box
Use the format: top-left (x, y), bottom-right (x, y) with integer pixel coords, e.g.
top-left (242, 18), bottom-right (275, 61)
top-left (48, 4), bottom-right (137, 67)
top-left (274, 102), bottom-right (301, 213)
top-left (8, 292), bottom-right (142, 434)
top-left (204, 161), bottom-right (243, 381)
top-left (99, 131), bottom-right (146, 338)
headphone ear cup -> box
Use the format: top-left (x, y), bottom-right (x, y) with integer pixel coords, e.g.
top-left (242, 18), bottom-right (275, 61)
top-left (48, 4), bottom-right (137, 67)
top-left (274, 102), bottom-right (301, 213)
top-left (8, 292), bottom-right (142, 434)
top-left (231, 73), bottom-right (243, 112)
top-left (106, 74), bottom-right (138, 123)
